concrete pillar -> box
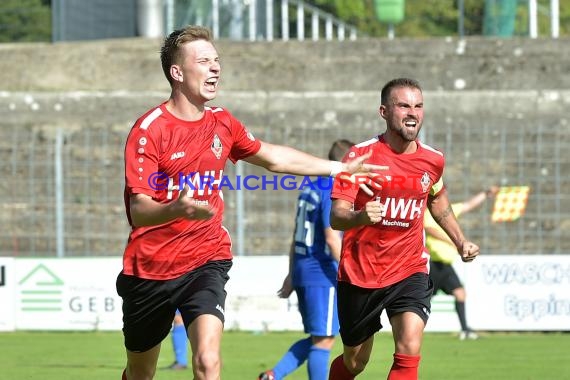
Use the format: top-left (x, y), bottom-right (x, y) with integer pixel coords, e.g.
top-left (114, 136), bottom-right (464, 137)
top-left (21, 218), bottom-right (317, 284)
top-left (137, 0), bottom-right (164, 38)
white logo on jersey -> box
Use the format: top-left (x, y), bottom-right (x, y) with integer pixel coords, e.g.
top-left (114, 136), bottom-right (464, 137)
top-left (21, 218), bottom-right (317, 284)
top-left (211, 134), bottom-right (223, 159)
top-left (381, 197), bottom-right (424, 220)
top-left (170, 151), bottom-right (185, 160)
top-left (420, 172), bottom-right (431, 193)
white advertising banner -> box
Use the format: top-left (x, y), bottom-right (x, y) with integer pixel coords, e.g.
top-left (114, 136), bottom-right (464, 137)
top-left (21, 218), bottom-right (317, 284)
top-left (225, 256), bottom-right (303, 332)
top-left (227, 257), bottom-right (463, 333)
top-left (463, 255), bottom-right (570, 331)
top-left (227, 255), bottom-right (570, 333)
top-left (0, 257), bottom-right (16, 331)
top-left (3, 255), bottom-right (570, 332)
top-left (14, 258), bottom-right (123, 331)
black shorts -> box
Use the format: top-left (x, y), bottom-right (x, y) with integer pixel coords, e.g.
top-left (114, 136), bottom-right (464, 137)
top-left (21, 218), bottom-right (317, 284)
top-left (116, 259), bottom-right (232, 352)
top-left (429, 261), bottom-right (462, 295)
top-left (337, 272), bottom-right (433, 347)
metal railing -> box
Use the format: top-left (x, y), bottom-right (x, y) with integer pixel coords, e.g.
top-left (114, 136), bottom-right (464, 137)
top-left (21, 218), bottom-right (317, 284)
top-left (164, 0), bottom-right (359, 41)
top-left (0, 0), bottom-right (563, 43)
top-left (528, 0), bottom-right (560, 38)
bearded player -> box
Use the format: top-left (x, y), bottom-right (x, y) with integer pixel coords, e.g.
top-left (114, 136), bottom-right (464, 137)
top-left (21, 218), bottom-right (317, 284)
top-left (328, 78), bottom-right (480, 380)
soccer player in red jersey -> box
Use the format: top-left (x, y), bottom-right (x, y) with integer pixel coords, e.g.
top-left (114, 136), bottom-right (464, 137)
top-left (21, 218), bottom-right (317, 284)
top-left (118, 25), bottom-right (380, 380)
top-left (327, 78), bottom-right (480, 380)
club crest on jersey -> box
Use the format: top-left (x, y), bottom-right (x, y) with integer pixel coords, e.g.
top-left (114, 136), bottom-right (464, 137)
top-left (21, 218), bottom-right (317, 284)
top-left (211, 134), bottom-right (223, 159)
top-left (420, 172), bottom-right (431, 193)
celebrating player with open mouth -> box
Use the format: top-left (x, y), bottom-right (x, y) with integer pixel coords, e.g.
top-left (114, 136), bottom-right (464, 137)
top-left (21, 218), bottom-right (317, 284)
top-left (118, 25), bottom-right (384, 380)
top-left (328, 78), bottom-right (479, 380)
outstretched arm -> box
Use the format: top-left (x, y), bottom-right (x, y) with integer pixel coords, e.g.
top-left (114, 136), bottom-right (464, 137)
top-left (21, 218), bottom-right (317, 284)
top-left (461, 186), bottom-right (499, 213)
top-left (424, 224), bottom-right (453, 243)
top-left (243, 142), bottom-right (336, 175)
top-left (243, 141), bottom-right (383, 176)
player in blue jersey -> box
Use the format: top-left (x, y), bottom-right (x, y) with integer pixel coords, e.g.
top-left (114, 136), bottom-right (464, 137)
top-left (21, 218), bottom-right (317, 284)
top-left (164, 310), bottom-right (188, 370)
top-left (258, 140), bottom-right (355, 380)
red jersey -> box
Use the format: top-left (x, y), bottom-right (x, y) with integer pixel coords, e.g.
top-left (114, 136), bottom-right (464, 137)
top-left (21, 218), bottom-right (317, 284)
top-left (332, 135), bottom-right (445, 288)
top-left (123, 103), bottom-right (261, 280)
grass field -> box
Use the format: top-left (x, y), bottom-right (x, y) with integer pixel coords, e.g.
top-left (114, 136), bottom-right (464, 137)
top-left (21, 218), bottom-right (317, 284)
top-left (0, 330), bottom-right (568, 379)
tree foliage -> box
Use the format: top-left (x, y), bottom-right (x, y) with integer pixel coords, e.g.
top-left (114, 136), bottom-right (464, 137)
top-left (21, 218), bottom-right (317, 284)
top-left (0, 0), bottom-right (51, 42)
top-left (0, 0), bottom-right (567, 42)
top-left (307, 0), bottom-right (569, 38)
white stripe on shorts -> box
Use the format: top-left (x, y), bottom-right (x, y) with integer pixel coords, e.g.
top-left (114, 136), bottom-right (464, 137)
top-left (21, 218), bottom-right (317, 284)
top-left (327, 286), bottom-right (335, 336)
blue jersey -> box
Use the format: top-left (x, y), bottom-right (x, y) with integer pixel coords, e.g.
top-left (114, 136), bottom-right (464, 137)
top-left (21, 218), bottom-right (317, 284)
top-left (292, 177), bottom-right (339, 287)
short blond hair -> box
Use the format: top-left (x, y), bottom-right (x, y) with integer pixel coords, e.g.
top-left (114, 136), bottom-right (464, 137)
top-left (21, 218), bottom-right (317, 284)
top-left (160, 25), bottom-right (213, 85)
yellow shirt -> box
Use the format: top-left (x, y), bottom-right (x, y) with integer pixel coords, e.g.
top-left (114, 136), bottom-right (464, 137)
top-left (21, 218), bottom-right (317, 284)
top-left (424, 203), bottom-right (464, 264)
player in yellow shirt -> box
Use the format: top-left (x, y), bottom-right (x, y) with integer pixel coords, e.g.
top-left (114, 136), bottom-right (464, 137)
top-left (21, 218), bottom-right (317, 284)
top-left (424, 186), bottom-right (498, 340)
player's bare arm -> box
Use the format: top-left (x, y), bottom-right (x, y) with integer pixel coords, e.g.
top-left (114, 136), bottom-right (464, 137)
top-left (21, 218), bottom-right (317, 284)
top-left (428, 190), bottom-right (461, 242)
top-left (428, 191), bottom-right (479, 262)
top-left (277, 274), bottom-right (293, 299)
top-left (277, 239), bottom-right (295, 299)
top-left (244, 141), bottom-right (384, 176)
top-left (424, 225), bottom-right (453, 244)
top-left (330, 198), bottom-right (384, 230)
top-left (129, 185), bottom-right (214, 227)
top-left (324, 227), bottom-right (342, 262)
top-left (461, 185), bottom-right (500, 213)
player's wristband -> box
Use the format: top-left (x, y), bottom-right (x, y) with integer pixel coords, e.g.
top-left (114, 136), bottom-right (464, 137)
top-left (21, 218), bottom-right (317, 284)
top-left (329, 161), bottom-right (344, 177)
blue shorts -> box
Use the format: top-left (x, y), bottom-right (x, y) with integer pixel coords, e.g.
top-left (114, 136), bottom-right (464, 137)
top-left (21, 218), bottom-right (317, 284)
top-left (296, 285), bottom-right (339, 337)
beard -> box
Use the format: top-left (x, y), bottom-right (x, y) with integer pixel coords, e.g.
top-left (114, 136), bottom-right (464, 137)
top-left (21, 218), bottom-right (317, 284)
top-left (390, 123), bottom-right (421, 142)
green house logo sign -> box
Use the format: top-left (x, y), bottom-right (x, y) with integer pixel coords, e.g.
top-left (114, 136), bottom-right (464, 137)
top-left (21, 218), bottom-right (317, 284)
top-left (19, 264), bottom-right (64, 312)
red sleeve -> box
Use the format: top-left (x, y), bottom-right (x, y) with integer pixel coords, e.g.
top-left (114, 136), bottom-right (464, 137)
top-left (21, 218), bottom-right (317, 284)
top-left (222, 110), bottom-right (261, 163)
top-left (124, 115), bottom-right (161, 198)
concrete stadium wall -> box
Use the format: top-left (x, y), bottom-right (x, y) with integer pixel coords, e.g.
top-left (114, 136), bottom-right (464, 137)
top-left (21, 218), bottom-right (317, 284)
top-left (2, 36), bottom-right (570, 92)
top-left (1, 36), bottom-right (569, 256)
